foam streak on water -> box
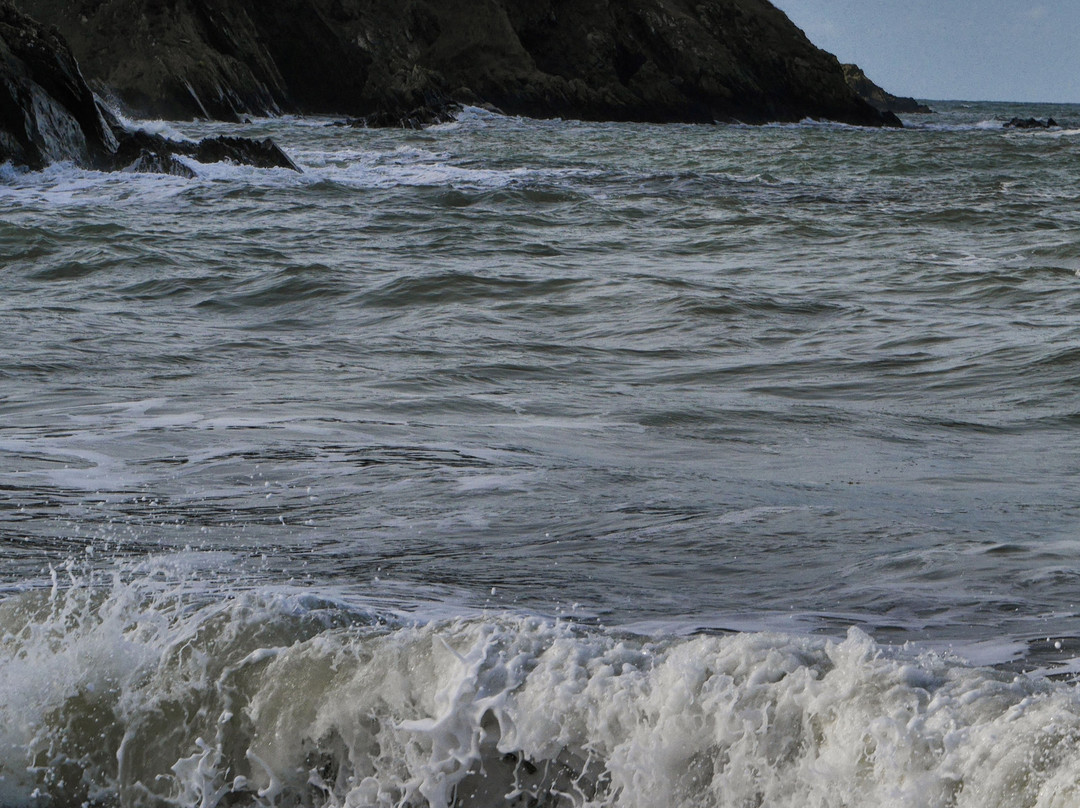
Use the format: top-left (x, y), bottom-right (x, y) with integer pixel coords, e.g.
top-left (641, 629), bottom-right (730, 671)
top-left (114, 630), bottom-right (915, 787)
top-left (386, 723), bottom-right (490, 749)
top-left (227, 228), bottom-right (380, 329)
top-left (3, 101), bottom-right (1080, 805)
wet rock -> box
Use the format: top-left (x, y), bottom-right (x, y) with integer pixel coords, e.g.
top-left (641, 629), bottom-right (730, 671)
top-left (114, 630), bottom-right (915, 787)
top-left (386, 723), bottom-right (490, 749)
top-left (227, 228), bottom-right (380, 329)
top-left (841, 64), bottom-right (933, 115)
top-left (349, 102), bottom-right (462, 129)
top-left (17, 0), bottom-right (900, 127)
top-left (0, 1), bottom-right (301, 174)
top-left (113, 130), bottom-right (301, 173)
top-left (189, 135), bottom-right (300, 170)
top-left (121, 148), bottom-right (198, 178)
top-left (13, 0), bottom-right (369, 121)
top-left (0, 1), bottom-right (118, 168)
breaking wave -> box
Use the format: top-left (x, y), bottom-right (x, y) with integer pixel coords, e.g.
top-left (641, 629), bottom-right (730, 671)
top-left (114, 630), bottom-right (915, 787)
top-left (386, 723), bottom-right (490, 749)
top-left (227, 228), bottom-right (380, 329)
top-left (3, 560), bottom-right (1080, 808)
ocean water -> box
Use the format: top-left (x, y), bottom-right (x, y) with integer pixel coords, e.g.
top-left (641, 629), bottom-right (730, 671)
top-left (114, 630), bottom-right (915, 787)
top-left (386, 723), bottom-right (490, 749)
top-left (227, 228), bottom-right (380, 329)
top-left (2, 100), bottom-right (1080, 806)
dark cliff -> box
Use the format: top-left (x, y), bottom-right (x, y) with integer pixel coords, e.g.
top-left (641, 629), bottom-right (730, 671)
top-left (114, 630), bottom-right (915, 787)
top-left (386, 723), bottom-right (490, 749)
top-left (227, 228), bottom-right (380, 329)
top-left (0, 1), bottom-right (119, 168)
top-left (15, 0), bottom-right (898, 126)
top-left (0, 1), bottom-right (299, 171)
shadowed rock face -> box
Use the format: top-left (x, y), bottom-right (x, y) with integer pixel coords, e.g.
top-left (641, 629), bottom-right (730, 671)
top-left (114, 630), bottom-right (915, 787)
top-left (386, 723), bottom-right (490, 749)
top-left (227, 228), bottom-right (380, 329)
top-left (15, 0), bottom-right (372, 121)
top-left (0, 1), bottom-right (300, 172)
top-left (16, 0), bottom-right (899, 127)
top-left (0, 2), bottom-right (118, 168)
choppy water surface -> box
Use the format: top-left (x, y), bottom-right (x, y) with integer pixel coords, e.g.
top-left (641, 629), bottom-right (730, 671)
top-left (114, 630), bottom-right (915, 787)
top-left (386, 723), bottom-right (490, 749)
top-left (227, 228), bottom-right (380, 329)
top-left (3, 101), bottom-right (1080, 806)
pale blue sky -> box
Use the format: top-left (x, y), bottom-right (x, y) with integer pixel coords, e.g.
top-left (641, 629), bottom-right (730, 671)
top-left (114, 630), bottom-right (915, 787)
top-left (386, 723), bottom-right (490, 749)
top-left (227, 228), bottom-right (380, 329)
top-left (770, 0), bottom-right (1080, 103)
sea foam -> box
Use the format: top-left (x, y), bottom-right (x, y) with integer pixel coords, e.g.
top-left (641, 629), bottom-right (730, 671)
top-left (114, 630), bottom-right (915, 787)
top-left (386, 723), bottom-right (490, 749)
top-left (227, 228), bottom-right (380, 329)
top-left (2, 560), bottom-right (1080, 808)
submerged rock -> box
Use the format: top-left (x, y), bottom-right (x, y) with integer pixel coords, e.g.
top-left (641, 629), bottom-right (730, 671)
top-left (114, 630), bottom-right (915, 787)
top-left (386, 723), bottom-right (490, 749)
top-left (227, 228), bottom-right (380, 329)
top-left (0, 1), bottom-right (300, 174)
top-left (841, 64), bottom-right (933, 115)
top-left (16, 0), bottom-right (900, 127)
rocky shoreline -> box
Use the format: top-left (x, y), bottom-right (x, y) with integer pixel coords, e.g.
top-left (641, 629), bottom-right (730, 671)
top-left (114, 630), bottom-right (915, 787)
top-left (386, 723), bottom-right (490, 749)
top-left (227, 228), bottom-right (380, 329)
top-left (15, 0), bottom-right (899, 128)
top-left (1, 0), bottom-right (914, 174)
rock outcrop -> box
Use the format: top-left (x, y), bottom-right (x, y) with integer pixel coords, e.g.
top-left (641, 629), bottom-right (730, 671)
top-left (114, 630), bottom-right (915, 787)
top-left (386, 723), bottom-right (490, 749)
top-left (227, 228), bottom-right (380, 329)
top-left (842, 64), bottom-right (932, 115)
top-left (0, 1), bottom-right (299, 172)
top-left (15, 0), bottom-right (900, 127)
top-left (112, 130), bottom-right (300, 173)
top-left (1004, 116), bottom-right (1059, 130)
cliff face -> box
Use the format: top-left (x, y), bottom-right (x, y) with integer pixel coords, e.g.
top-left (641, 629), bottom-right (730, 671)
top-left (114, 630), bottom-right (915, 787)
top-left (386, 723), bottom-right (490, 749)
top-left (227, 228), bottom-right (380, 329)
top-left (15, 0), bottom-right (899, 126)
top-left (0, 1), bottom-right (118, 168)
top-left (440, 0), bottom-right (896, 125)
top-left (12, 0), bottom-right (371, 120)
top-left (0, 1), bottom-right (299, 171)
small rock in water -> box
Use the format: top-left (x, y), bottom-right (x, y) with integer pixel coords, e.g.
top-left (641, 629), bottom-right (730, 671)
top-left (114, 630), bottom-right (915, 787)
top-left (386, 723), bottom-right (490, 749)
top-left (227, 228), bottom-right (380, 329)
top-left (191, 136), bottom-right (301, 171)
top-left (122, 149), bottom-right (197, 178)
top-left (1004, 116), bottom-right (1059, 129)
top-left (348, 102), bottom-right (462, 130)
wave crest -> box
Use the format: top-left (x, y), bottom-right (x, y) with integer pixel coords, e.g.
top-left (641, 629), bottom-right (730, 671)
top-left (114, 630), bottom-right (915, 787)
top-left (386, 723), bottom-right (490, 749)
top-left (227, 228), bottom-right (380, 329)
top-left (3, 564), bottom-right (1080, 807)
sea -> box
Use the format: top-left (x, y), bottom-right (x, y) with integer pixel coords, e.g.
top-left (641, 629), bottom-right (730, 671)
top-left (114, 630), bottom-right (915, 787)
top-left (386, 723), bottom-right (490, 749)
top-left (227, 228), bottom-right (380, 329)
top-left (2, 100), bottom-right (1080, 807)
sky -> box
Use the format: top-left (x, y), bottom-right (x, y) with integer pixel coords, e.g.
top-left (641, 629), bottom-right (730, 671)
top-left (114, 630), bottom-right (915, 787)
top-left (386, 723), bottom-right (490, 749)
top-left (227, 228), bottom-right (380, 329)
top-left (769, 0), bottom-right (1080, 103)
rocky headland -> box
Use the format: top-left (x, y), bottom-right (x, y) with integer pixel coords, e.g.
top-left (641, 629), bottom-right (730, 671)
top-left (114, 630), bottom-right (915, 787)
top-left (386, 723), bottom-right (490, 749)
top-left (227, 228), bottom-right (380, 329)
top-left (15, 0), bottom-right (899, 128)
top-left (842, 64), bottom-right (932, 115)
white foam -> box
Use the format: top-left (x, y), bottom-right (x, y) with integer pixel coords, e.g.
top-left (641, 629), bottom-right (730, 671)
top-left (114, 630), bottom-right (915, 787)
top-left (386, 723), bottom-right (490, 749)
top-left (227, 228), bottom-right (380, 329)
top-left (0, 160), bottom-right (193, 207)
top-left (0, 141), bottom-right (600, 211)
top-left (292, 145), bottom-right (596, 192)
top-left (451, 105), bottom-right (509, 124)
top-left (3, 562), bottom-right (1080, 807)
top-left (110, 113), bottom-right (194, 142)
